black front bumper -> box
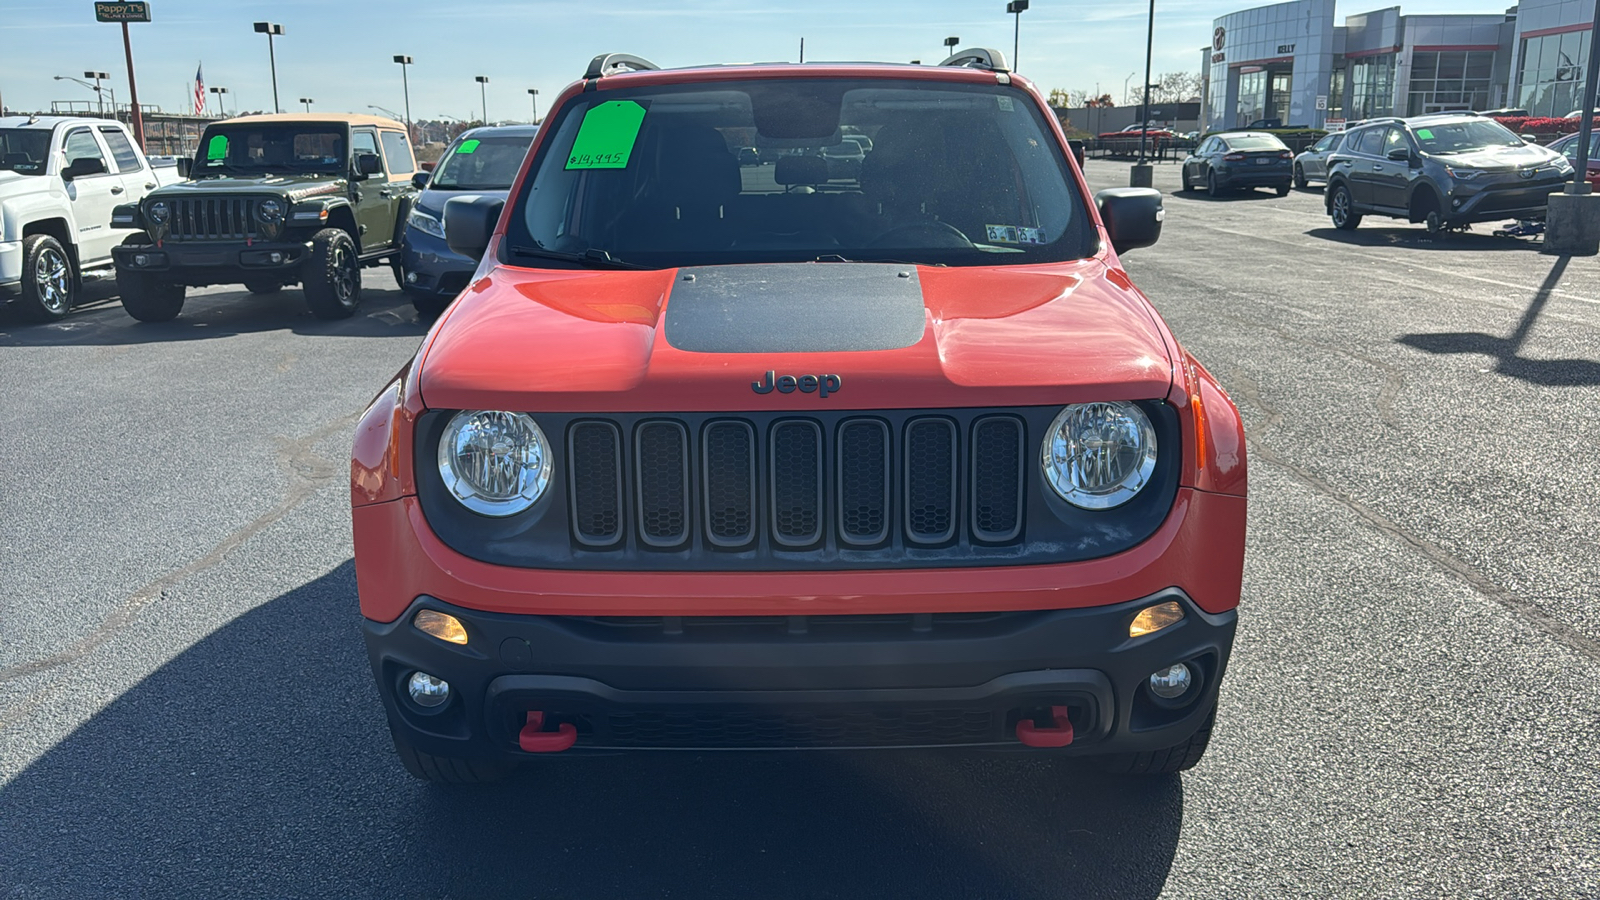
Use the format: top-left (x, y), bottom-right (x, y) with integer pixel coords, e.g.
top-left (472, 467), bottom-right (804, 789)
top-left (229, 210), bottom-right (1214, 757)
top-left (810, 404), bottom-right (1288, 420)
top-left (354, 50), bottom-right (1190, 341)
top-left (112, 239), bottom-right (310, 286)
top-left (364, 588), bottom-right (1236, 759)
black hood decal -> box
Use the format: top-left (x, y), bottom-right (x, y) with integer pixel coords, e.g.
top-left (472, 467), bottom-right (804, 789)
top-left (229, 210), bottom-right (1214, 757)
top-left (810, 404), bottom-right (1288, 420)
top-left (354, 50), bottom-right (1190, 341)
top-left (663, 263), bottom-right (926, 353)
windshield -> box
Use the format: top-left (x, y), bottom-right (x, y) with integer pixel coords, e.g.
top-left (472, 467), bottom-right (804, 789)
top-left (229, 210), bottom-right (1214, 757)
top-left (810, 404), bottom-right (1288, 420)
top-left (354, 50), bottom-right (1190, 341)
top-left (508, 78), bottom-right (1094, 269)
top-left (0, 129), bottom-right (51, 175)
top-left (1412, 120), bottom-right (1521, 153)
top-left (193, 125), bottom-right (346, 176)
top-left (431, 135), bottom-right (535, 190)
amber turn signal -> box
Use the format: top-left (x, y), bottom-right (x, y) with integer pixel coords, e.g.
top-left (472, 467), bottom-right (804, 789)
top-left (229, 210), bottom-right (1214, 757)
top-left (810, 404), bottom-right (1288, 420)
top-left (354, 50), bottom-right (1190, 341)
top-left (414, 609), bottom-right (469, 645)
top-left (1129, 601), bottom-right (1185, 638)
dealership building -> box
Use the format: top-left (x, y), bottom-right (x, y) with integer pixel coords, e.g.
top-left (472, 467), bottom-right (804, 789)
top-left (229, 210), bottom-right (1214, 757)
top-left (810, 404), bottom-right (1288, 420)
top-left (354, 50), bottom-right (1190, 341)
top-left (1202, 0), bottom-right (1596, 132)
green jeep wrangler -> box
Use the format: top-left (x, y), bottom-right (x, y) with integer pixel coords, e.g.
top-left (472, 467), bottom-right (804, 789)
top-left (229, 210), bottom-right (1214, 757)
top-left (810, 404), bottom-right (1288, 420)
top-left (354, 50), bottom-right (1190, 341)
top-left (111, 113), bottom-right (419, 321)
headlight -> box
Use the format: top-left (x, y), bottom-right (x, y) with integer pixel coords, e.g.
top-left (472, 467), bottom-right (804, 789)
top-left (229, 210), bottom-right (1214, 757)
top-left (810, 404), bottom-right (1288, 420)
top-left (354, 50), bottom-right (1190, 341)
top-left (257, 198), bottom-right (284, 221)
top-left (438, 410), bottom-right (552, 516)
top-left (146, 200), bottom-right (169, 224)
top-left (1445, 167), bottom-right (1483, 180)
top-left (408, 208), bottom-right (445, 239)
top-left (1041, 401), bottom-right (1158, 509)
top-left (1553, 157), bottom-right (1575, 174)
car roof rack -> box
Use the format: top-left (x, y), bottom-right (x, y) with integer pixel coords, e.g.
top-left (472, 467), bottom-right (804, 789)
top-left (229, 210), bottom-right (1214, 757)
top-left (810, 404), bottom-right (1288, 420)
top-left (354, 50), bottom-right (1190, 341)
top-left (584, 53), bottom-right (661, 80)
top-left (939, 47), bottom-right (1010, 74)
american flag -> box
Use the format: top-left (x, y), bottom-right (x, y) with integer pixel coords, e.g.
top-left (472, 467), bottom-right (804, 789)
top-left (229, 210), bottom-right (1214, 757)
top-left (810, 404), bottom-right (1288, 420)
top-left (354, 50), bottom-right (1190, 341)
top-left (194, 63), bottom-right (206, 115)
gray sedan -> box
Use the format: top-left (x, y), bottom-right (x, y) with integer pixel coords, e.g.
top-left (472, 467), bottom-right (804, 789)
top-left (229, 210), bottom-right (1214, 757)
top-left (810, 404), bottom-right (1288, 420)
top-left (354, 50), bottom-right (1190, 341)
top-left (1293, 131), bottom-right (1345, 188)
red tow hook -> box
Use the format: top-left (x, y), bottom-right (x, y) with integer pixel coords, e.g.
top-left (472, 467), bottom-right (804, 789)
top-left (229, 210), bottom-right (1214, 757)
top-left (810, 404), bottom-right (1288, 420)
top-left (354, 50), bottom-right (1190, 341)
top-left (518, 711), bottom-right (578, 753)
top-left (1016, 706), bottom-right (1075, 748)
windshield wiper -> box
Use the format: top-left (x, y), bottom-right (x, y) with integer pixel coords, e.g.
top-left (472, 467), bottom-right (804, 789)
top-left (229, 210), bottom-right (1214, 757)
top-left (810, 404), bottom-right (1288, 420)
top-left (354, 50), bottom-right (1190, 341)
top-left (508, 246), bottom-right (648, 269)
top-left (814, 254), bottom-right (944, 266)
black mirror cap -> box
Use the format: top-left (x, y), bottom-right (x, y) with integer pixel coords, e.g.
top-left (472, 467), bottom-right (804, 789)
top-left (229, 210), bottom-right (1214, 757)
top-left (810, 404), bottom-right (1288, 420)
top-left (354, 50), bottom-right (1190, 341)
top-left (1387, 147), bottom-right (1412, 161)
top-left (411, 171), bottom-right (431, 189)
top-left (444, 195), bottom-right (505, 260)
top-left (175, 157), bottom-right (192, 178)
top-left (355, 152), bottom-right (383, 177)
top-left (1068, 139), bottom-right (1086, 168)
top-left (62, 157), bottom-right (107, 180)
top-left (1095, 187), bottom-right (1164, 254)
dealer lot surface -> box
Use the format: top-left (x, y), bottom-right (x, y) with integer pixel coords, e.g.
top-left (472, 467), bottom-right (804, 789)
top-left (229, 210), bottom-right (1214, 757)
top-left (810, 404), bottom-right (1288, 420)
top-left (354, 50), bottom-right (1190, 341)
top-left (2, 159), bottom-right (1596, 898)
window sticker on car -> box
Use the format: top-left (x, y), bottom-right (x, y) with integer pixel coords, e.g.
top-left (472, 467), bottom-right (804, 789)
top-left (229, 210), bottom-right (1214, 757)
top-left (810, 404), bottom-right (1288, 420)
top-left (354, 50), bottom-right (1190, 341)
top-left (566, 100), bottom-right (648, 170)
top-left (997, 97), bottom-right (1015, 112)
top-left (986, 224), bottom-right (1044, 244)
top-left (457, 139), bottom-right (481, 155)
top-left (206, 135), bottom-right (227, 160)
top-left (1416, 129), bottom-right (1434, 140)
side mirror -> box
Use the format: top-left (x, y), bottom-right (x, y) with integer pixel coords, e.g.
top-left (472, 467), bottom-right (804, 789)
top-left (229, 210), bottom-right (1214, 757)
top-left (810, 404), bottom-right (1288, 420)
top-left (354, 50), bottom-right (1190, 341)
top-left (1386, 147), bottom-right (1412, 161)
top-left (354, 152), bottom-right (383, 178)
top-left (1068, 139), bottom-right (1086, 168)
top-left (1521, 134), bottom-right (1538, 144)
top-left (1096, 187), bottom-right (1163, 254)
top-left (62, 157), bottom-right (107, 180)
top-left (411, 171), bottom-right (431, 189)
top-left (176, 157), bottom-right (192, 179)
top-left (444, 195), bottom-right (504, 260)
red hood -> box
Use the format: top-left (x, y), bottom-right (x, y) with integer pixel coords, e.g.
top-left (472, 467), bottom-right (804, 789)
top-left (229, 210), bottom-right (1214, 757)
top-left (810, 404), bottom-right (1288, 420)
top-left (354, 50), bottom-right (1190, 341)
top-left (417, 259), bottom-right (1175, 412)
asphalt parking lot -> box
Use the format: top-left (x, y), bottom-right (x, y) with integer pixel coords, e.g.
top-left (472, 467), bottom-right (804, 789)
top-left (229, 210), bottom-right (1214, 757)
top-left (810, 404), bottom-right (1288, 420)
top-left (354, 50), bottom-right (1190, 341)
top-left (2, 158), bottom-right (1597, 898)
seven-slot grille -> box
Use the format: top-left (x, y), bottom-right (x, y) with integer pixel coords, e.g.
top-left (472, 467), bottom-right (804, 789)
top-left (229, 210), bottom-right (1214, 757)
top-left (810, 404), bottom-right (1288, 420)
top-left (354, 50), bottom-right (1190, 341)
top-left (165, 196), bottom-right (263, 241)
top-left (567, 415), bottom-right (1026, 551)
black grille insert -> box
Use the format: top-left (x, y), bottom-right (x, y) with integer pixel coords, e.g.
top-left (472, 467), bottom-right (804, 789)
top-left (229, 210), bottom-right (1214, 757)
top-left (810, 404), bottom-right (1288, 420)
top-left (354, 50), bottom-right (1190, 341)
top-left (169, 196), bottom-right (261, 242)
top-left (770, 420), bottom-right (823, 546)
top-left (702, 420), bottom-right (756, 547)
top-left (971, 416), bottom-right (1024, 542)
top-left (905, 418), bottom-right (957, 543)
top-left (635, 421), bottom-right (689, 547)
top-left (837, 419), bottom-right (890, 545)
top-left (568, 421), bottom-right (623, 546)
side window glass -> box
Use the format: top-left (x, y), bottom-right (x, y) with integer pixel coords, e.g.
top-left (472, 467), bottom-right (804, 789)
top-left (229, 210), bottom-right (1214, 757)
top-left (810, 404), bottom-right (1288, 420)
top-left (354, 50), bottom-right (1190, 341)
top-left (379, 131), bottom-right (414, 175)
top-left (351, 129), bottom-right (380, 165)
top-left (99, 127), bottom-right (143, 172)
top-left (1349, 129), bottom-right (1374, 156)
top-left (1383, 127), bottom-right (1407, 154)
top-left (63, 129), bottom-right (107, 168)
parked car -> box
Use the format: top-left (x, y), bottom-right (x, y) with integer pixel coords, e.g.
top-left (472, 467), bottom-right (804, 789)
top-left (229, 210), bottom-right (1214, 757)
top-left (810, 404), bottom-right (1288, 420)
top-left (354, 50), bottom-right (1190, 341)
top-left (1292, 131), bottom-right (1345, 187)
top-left (820, 134), bottom-right (867, 179)
top-left (0, 116), bottom-right (185, 321)
top-left (400, 125), bottom-right (538, 318)
top-left (1181, 132), bottom-right (1293, 195)
top-left (1324, 114), bottom-right (1572, 234)
top-left (351, 48), bottom-right (1246, 783)
top-left (1246, 118), bottom-right (1283, 129)
top-left (736, 146), bottom-right (760, 166)
top-left (1473, 108), bottom-right (1529, 118)
top-left (112, 113), bottom-right (420, 321)
top-left (1563, 109), bottom-right (1600, 120)
top-left (1547, 129), bottom-right (1600, 191)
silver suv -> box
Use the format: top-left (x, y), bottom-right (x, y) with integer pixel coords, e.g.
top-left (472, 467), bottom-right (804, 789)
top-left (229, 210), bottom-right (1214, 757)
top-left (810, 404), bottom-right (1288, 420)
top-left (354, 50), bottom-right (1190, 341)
top-left (1323, 114), bottom-right (1573, 234)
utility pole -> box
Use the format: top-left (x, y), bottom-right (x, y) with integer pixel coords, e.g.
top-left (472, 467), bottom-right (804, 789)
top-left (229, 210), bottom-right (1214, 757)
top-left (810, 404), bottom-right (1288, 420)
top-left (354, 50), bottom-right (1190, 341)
top-left (800, 37), bottom-right (805, 64)
top-left (1005, 1), bottom-right (1028, 71)
top-left (85, 71), bottom-right (110, 116)
top-left (253, 22), bottom-right (285, 113)
top-left (1131, 0), bottom-right (1156, 187)
top-left (394, 56), bottom-right (414, 139)
top-left (475, 76), bottom-right (489, 124)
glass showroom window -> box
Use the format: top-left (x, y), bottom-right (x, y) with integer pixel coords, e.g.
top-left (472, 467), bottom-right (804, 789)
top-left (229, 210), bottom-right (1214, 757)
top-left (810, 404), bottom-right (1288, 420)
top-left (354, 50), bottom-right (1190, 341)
top-left (1408, 50), bottom-right (1495, 115)
top-left (1517, 31), bottom-right (1591, 117)
top-left (1348, 55), bottom-right (1396, 120)
top-left (1236, 70), bottom-right (1267, 127)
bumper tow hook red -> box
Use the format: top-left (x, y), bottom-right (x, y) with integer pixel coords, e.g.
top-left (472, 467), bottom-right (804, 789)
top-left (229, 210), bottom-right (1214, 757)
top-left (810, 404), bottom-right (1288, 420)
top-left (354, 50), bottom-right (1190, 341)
top-left (518, 711), bottom-right (578, 753)
top-left (1015, 706), bottom-right (1075, 748)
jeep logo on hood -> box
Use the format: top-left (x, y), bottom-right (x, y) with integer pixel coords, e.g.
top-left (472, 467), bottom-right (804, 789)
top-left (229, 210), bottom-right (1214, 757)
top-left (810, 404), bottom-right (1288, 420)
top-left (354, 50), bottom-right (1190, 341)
top-left (752, 371), bottom-right (843, 398)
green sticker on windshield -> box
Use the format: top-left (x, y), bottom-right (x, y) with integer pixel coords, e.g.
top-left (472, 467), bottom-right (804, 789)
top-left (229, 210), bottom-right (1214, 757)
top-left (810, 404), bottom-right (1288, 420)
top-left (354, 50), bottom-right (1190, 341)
top-left (565, 100), bottom-right (647, 170)
top-left (205, 135), bottom-right (227, 160)
top-left (457, 139), bottom-right (481, 154)
top-left (1416, 128), bottom-right (1434, 140)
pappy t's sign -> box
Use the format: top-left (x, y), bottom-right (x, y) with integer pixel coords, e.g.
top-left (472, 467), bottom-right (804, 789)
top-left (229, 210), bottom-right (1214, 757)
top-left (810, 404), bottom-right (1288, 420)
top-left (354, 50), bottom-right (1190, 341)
top-left (94, 1), bottom-right (151, 23)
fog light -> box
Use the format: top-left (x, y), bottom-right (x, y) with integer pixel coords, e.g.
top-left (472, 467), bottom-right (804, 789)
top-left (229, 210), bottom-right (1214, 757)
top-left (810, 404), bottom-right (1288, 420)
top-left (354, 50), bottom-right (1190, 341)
top-left (406, 271), bottom-right (419, 284)
top-left (269, 252), bottom-right (283, 264)
top-left (414, 609), bottom-right (468, 645)
top-left (406, 671), bottom-right (450, 707)
top-left (133, 253), bottom-right (149, 267)
top-left (1148, 663), bottom-right (1193, 699)
top-left (1129, 601), bottom-right (1185, 638)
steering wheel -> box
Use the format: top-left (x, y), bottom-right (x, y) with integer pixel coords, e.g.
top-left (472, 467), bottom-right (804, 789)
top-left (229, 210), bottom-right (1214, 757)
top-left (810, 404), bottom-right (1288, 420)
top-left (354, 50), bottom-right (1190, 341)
top-left (867, 220), bottom-right (974, 249)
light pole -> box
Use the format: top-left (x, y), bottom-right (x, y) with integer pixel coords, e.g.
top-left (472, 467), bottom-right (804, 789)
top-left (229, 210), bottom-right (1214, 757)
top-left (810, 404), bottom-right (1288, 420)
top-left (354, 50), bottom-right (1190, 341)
top-left (1543, 0), bottom-right (1600, 254)
top-left (527, 88), bottom-right (539, 124)
top-left (85, 70), bottom-right (111, 116)
top-left (53, 75), bottom-right (113, 117)
top-left (209, 85), bottom-right (230, 117)
top-left (1005, 1), bottom-right (1028, 71)
top-left (299, 97), bottom-right (313, 113)
top-left (475, 75), bottom-right (489, 124)
top-left (943, 35), bottom-right (959, 60)
top-left (1138, 0), bottom-right (1155, 163)
top-left (1124, 71), bottom-right (1137, 106)
top-left (368, 104), bottom-right (404, 121)
top-left (252, 22), bottom-right (285, 113)
top-left (393, 55), bottom-right (413, 139)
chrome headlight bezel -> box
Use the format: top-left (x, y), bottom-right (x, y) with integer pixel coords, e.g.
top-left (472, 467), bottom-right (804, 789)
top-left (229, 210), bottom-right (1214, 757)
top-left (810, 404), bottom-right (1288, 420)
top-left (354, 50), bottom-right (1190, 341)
top-left (257, 198), bottom-right (285, 222)
top-left (437, 410), bottom-right (553, 517)
top-left (146, 200), bottom-right (170, 225)
top-left (1041, 401), bottom-right (1159, 510)
top-left (407, 208), bottom-right (445, 240)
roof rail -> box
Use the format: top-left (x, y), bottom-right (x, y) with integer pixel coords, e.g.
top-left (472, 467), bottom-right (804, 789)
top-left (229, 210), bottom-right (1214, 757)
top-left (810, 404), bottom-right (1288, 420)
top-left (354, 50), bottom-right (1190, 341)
top-left (584, 53), bottom-right (661, 80)
top-left (939, 47), bottom-right (1010, 74)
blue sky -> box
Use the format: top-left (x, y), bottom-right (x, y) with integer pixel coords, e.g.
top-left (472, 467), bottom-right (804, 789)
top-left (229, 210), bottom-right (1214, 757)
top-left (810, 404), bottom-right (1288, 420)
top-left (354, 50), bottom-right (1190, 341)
top-left (1, 0), bottom-right (1499, 120)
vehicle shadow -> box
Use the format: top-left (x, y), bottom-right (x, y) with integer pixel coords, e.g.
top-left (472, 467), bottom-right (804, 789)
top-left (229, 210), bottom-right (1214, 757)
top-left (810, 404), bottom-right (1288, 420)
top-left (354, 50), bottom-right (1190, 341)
top-left (0, 563), bottom-right (1184, 900)
top-left (0, 276), bottom-right (429, 347)
top-left (1396, 256), bottom-right (1600, 386)
top-left (1305, 226), bottom-right (1542, 251)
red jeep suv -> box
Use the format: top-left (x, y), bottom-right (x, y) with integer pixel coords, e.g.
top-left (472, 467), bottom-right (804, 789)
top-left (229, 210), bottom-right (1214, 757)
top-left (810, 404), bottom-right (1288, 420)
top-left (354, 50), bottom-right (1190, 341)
top-left (350, 49), bottom-right (1248, 782)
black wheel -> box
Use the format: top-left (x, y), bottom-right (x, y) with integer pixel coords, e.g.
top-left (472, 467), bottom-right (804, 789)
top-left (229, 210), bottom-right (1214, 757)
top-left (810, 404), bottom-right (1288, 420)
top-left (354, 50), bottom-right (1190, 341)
top-left (409, 291), bottom-right (452, 320)
top-left (1293, 164), bottom-right (1307, 188)
top-left (1329, 183), bottom-right (1361, 230)
top-left (244, 279), bottom-right (282, 295)
top-left (115, 236), bottom-right (185, 322)
top-left (302, 227), bottom-right (362, 319)
top-left (1180, 168), bottom-right (1193, 192)
top-left (1206, 170), bottom-right (1221, 196)
top-left (1275, 183), bottom-right (1291, 197)
top-left (18, 234), bottom-right (75, 322)
top-left (1095, 707), bottom-right (1216, 775)
top-left (391, 732), bottom-right (515, 784)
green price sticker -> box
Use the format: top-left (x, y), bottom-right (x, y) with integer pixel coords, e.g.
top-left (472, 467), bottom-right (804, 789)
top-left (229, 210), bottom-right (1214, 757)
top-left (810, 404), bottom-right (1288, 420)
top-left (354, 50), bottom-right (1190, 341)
top-left (457, 139), bottom-right (481, 155)
top-left (566, 100), bottom-right (647, 170)
top-left (205, 135), bottom-right (227, 160)
top-left (1416, 128), bottom-right (1434, 140)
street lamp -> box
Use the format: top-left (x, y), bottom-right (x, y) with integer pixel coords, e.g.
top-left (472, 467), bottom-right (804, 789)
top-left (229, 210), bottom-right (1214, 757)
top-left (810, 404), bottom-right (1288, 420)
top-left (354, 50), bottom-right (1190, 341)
top-left (527, 88), bottom-right (539, 124)
top-left (393, 55), bottom-right (414, 139)
top-left (1124, 71), bottom-right (1137, 106)
top-left (475, 75), bottom-right (489, 124)
top-left (1005, 1), bottom-right (1028, 71)
top-left (943, 35), bottom-right (959, 60)
top-left (368, 104), bottom-right (404, 121)
top-left (299, 97), bottom-right (313, 112)
top-left (209, 85), bottom-right (230, 118)
top-left (85, 70), bottom-right (111, 116)
top-left (252, 22), bottom-right (285, 113)
top-left (53, 75), bottom-right (113, 118)
top-left (1138, 0), bottom-right (1155, 165)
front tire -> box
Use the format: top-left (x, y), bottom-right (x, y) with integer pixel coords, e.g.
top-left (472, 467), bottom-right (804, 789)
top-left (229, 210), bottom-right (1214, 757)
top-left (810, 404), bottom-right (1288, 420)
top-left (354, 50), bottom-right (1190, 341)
top-left (1275, 183), bottom-right (1291, 197)
top-left (1293, 164), bottom-right (1307, 188)
top-left (391, 733), bottom-right (515, 784)
top-left (301, 227), bottom-right (362, 320)
top-left (1329, 183), bottom-right (1362, 230)
top-left (1096, 707), bottom-right (1216, 775)
top-left (117, 270), bottom-right (186, 322)
top-left (18, 234), bottom-right (75, 322)
top-left (1180, 168), bottom-right (1193, 192)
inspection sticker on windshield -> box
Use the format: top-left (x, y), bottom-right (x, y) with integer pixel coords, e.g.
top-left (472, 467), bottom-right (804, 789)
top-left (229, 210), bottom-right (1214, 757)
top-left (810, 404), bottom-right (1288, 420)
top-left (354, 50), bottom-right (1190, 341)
top-left (566, 100), bottom-right (648, 170)
top-left (997, 97), bottom-right (1015, 112)
top-left (457, 139), bottom-right (481, 155)
top-left (205, 135), bottom-right (227, 160)
top-left (1416, 129), bottom-right (1434, 140)
top-left (986, 224), bottom-right (1044, 244)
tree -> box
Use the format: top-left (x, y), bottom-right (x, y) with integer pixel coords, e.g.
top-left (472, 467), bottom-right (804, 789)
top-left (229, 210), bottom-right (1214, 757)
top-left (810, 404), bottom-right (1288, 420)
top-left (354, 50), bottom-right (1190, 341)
top-left (1128, 72), bottom-right (1202, 106)
top-left (1047, 88), bottom-right (1071, 108)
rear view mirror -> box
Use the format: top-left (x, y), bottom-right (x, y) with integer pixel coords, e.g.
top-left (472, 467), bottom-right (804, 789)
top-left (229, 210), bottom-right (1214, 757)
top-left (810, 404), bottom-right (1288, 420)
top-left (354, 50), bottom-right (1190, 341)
top-left (1095, 187), bottom-right (1163, 254)
top-left (62, 157), bottom-right (107, 180)
top-left (444, 195), bottom-right (505, 260)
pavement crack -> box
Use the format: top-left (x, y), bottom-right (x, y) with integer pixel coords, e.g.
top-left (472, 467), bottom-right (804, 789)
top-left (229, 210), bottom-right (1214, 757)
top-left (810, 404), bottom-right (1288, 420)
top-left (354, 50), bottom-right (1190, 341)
top-left (0, 412), bottom-right (361, 685)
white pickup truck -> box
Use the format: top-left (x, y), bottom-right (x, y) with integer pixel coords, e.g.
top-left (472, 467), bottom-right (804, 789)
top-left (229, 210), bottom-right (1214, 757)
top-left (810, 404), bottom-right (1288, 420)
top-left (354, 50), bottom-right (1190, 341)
top-left (1, 116), bottom-right (186, 321)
